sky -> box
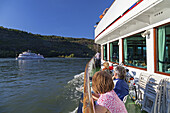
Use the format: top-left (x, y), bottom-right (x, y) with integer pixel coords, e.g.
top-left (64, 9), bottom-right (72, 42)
top-left (0, 0), bottom-right (114, 39)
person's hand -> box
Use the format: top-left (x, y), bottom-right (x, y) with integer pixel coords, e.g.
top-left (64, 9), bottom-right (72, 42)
top-left (112, 76), bottom-right (115, 80)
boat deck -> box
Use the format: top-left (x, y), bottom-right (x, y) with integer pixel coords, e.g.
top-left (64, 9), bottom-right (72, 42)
top-left (90, 68), bottom-right (147, 113)
top-left (125, 96), bottom-right (147, 113)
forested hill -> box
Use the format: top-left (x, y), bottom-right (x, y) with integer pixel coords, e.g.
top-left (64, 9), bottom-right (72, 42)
top-left (0, 26), bottom-right (97, 58)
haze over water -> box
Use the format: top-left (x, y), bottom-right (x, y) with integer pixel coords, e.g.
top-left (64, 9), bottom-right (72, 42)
top-left (0, 58), bottom-right (89, 113)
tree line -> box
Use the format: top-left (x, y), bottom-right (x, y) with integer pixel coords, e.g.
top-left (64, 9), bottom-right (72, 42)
top-left (0, 26), bottom-right (97, 58)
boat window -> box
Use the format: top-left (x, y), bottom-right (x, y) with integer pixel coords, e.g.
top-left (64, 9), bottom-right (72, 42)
top-left (156, 24), bottom-right (170, 74)
top-left (103, 44), bottom-right (107, 60)
top-left (123, 33), bottom-right (147, 69)
top-left (110, 40), bottom-right (119, 63)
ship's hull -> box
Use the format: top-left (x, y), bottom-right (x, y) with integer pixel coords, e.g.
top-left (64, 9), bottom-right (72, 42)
top-left (16, 57), bottom-right (44, 60)
top-left (83, 0), bottom-right (170, 113)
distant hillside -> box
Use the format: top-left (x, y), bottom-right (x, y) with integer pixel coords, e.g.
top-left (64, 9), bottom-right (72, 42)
top-left (0, 26), bottom-right (98, 58)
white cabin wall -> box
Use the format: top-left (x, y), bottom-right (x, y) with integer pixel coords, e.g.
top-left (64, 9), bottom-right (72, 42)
top-left (101, 44), bottom-right (103, 60)
top-left (119, 39), bottom-right (123, 64)
top-left (146, 29), bottom-right (155, 73)
top-left (107, 43), bottom-right (109, 61)
top-left (150, 8), bottom-right (170, 25)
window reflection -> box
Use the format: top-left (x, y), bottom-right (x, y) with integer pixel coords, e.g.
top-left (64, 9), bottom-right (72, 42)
top-left (157, 24), bottom-right (170, 74)
top-left (103, 44), bottom-right (107, 60)
top-left (123, 33), bottom-right (147, 69)
top-left (110, 40), bottom-right (119, 63)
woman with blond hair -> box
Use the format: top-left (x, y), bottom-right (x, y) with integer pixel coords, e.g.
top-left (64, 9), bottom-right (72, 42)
top-left (92, 71), bottom-right (127, 113)
top-left (102, 62), bottom-right (112, 74)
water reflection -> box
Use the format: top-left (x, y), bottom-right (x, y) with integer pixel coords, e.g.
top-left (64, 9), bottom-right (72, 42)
top-left (17, 59), bottom-right (43, 71)
top-left (0, 58), bottom-right (89, 113)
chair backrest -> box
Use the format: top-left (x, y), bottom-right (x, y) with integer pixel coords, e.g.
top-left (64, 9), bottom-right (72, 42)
top-left (154, 78), bottom-right (170, 113)
top-left (137, 72), bottom-right (170, 113)
top-left (137, 72), bottom-right (152, 100)
top-left (123, 95), bottom-right (128, 103)
top-left (142, 75), bottom-right (162, 113)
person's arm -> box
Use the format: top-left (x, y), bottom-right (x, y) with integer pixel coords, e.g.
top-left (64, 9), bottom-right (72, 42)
top-left (95, 105), bottom-right (110, 113)
top-left (112, 76), bottom-right (115, 80)
top-left (92, 93), bottom-right (100, 101)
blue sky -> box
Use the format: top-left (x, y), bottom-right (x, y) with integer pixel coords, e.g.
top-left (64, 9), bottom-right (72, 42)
top-left (0, 0), bottom-right (114, 39)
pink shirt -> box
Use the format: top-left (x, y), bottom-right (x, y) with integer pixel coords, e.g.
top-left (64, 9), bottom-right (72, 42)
top-left (97, 90), bottom-right (127, 113)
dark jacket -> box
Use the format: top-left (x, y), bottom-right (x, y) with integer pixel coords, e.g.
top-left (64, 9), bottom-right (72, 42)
top-left (114, 78), bottom-right (129, 101)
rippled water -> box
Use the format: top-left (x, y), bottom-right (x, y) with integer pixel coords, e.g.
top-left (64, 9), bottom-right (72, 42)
top-left (0, 58), bottom-right (89, 113)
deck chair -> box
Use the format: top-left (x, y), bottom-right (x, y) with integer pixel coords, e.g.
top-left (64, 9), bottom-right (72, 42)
top-left (123, 95), bottom-right (129, 103)
top-left (137, 72), bottom-right (152, 101)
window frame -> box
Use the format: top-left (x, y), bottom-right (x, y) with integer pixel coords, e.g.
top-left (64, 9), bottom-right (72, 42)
top-left (103, 44), bottom-right (107, 61)
top-left (154, 22), bottom-right (170, 76)
top-left (109, 40), bottom-right (119, 64)
top-left (122, 32), bottom-right (147, 71)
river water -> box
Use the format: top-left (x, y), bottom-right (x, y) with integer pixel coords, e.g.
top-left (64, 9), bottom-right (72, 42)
top-left (0, 58), bottom-right (89, 113)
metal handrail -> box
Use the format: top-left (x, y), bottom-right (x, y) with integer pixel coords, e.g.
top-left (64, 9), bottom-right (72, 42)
top-left (83, 56), bottom-right (96, 113)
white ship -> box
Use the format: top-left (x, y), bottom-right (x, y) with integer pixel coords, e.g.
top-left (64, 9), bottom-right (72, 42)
top-left (80, 0), bottom-right (170, 113)
top-left (16, 50), bottom-right (44, 60)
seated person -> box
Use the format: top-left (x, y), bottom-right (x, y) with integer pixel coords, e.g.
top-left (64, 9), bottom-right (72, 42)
top-left (112, 66), bottom-right (129, 101)
top-left (92, 71), bottom-right (127, 113)
top-left (109, 64), bottom-right (114, 74)
top-left (102, 62), bottom-right (112, 74)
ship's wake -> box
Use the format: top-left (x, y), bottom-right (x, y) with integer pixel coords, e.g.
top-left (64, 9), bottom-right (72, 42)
top-left (67, 72), bottom-right (84, 113)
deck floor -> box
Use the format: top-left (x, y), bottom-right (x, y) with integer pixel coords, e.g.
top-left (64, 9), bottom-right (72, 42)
top-left (125, 96), bottom-right (147, 113)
